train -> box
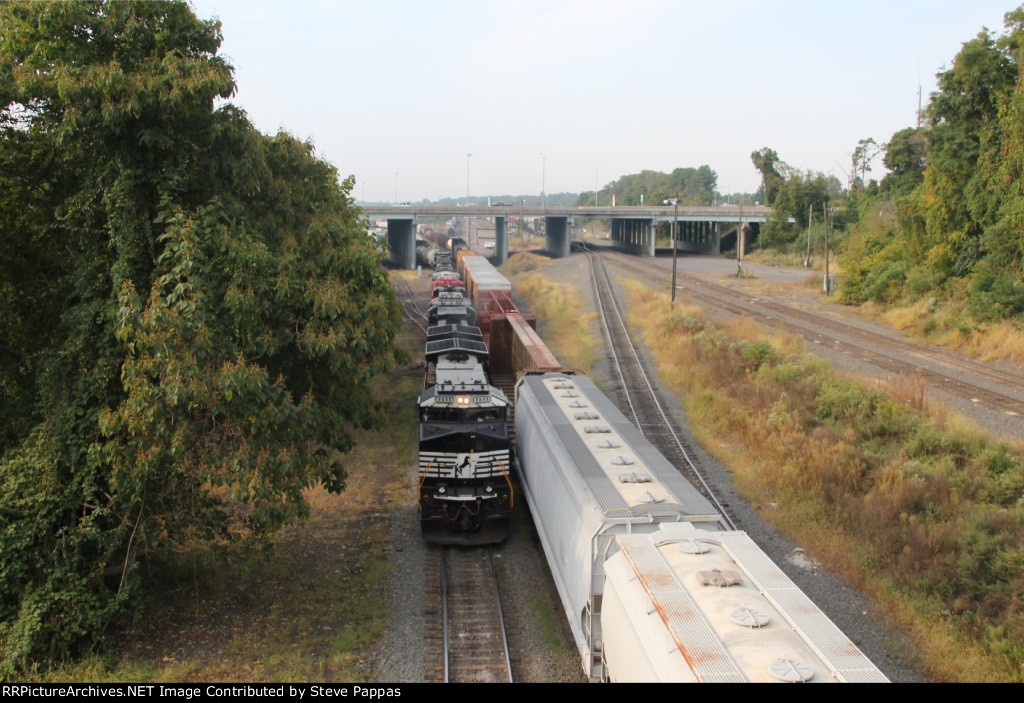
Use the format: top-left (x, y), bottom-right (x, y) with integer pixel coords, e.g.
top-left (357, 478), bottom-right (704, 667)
top-left (515, 372), bottom-right (888, 683)
top-left (413, 248), bottom-right (886, 681)
top-left (416, 248), bottom-right (512, 545)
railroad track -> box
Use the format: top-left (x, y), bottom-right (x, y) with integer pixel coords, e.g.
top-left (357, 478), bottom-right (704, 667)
top-left (600, 249), bottom-right (1024, 418)
top-left (587, 249), bottom-right (736, 529)
top-left (393, 277), bottom-right (428, 334)
top-left (424, 546), bottom-right (513, 683)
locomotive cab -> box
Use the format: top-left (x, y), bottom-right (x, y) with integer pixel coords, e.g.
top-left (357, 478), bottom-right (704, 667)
top-left (417, 373), bottom-right (512, 545)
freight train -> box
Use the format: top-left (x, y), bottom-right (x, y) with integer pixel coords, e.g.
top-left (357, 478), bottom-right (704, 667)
top-left (413, 249), bottom-right (885, 681)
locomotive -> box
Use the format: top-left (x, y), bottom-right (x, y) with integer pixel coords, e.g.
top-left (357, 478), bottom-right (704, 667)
top-left (416, 252), bottom-right (512, 545)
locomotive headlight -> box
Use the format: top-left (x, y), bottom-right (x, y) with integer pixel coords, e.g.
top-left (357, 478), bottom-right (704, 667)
top-left (456, 396), bottom-right (470, 406)
top-left (438, 486), bottom-right (446, 494)
top-left (485, 485), bottom-right (493, 493)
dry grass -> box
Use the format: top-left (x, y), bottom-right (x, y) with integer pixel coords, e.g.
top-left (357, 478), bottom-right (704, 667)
top-left (881, 373), bottom-right (929, 413)
top-left (622, 278), bottom-right (1024, 682)
top-left (499, 251), bottom-right (550, 276)
top-left (874, 301), bottom-right (1024, 364)
top-left (513, 271), bottom-right (600, 374)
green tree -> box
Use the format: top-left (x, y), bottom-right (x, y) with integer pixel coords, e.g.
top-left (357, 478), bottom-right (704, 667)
top-left (852, 137), bottom-right (881, 189)
top-left (919, 25), bottom-right (1016, 276)
top-left (750, 147), bottom-right (786, 205)
top-left (881, 127), bottom-right (927, 196)
top-left (0, 1), bottom-right (401, 672)
top-left (756, 171), bottom-right (830, 250)
top-left (573, 165), bottom-right (718, 207)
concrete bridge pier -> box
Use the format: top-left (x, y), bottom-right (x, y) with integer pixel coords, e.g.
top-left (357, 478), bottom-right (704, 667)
top-left (386, 218), bottom-right (415, 269)
top-left (611, 218), bottom-right (655, 256)
top-left (545, 216), bottom-right (570, 258)
top-left (678, 220), bottom-right (718, 253)
top-left (494, 216), bottom-right (508, 264)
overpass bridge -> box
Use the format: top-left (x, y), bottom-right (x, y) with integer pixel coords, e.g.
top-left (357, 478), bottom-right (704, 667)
top-left (362, 204), bottom-right (772, 268)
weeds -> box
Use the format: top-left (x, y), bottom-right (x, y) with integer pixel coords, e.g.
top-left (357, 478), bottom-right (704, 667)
top-left (876, 300), bottom-right (1024, 364)
top-left (622, 278), bottom-right (1024, 682)
top-left (531, 600), bottom-right (564, 657)
top-left (500, 252), bottom-right (550, 276)
top-left (513, 272), bottom-right (600, 373)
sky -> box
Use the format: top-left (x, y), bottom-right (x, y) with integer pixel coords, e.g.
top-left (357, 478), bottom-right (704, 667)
top-left (190, 0), bottom-right (1016, 203)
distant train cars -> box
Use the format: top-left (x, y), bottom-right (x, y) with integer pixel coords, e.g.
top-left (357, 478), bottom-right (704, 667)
top-left (515, 372), bottom-right (889, 683)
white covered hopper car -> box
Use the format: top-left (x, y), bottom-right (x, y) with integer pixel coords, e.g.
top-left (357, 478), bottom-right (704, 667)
top-left (515, 372), bottom-right (888, 683)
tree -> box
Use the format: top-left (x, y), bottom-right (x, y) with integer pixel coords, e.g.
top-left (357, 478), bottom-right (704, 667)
top-left (573, 165), bottom-right (718, 207)
top-left (0, 1), bottom-right (401, 672)
top-left (757, 171), bottom-right (830, 250)
top-left (750, 147), bottom-right (786, 205)
top-left (881, 128), bottom-right (927, 196)
top-left (852, 137), bottom-right (881, 189)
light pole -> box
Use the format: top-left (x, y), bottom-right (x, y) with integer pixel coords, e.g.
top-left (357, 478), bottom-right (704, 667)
top-left (519, 198), bottom-right (525, 253)
top-left (466, 153), bottom-right (472, 244)
top-left (594, 166), bottom-right (601, 207)
top-left (540, 152), bottom-right (546, 208)
top-left (665, 198), bottom-right (679, 307)
top-left (394, 171), bottom-right (398, 203)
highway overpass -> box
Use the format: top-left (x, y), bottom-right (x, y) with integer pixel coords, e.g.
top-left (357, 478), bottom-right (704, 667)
top-left (362, 204), bottom-right (773, 268)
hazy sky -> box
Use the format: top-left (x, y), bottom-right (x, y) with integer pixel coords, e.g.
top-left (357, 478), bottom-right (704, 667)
top-left (190, 0), bottom-right (1015, 202)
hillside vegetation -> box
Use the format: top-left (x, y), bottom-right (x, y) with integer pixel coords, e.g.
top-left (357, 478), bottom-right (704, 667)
top-left (750, 8), bottom-right (1024, 342)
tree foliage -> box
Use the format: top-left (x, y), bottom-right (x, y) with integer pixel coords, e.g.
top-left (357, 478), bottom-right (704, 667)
top-left (881, 128), bottom-right (927, 196)
top-left (574, 165), bottom-right (717, 207)
top-left (748, 148), bottom-right (833, 252)
top-left (841, 7), bottom-right (1024, 316)
top-left (0, 1), bottom-right (401, 672)
top-left (852, 137), bottom-right (881, 189)
top-left (750, 147), bottom-right (787, 206)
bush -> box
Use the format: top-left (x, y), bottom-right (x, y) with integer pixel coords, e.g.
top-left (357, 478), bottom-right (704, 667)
top-left (969, 270), bottom-right (1024, 321)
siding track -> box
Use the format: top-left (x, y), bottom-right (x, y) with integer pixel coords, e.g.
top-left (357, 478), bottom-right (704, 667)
top-left (601, 249), bottom-right (1024, 418)
top-left (586, 248), bottom-right (735, 529)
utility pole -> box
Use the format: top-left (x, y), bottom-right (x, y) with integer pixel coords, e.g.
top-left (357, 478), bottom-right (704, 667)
top-left (805, 203), bottom-right (813, 267)
top-left (519, 198), bottom-right (525, 253)
top-left (736, 202), bottom-right (745, 278)
top-left (823, 202), bottom-right (831, 293)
